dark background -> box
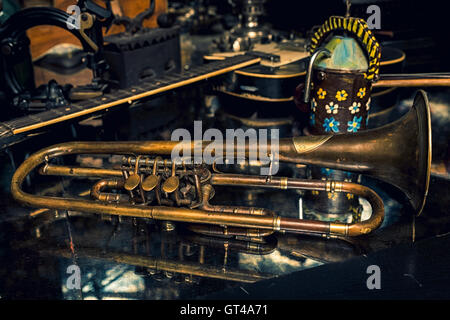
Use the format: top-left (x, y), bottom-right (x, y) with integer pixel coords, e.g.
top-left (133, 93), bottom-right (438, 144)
top-left (213, 0), bottom-right (450, 72)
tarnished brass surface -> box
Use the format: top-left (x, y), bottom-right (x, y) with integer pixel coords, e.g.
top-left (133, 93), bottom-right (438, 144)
top-left (374, 78), bottom-right (450, 88)
top-left (162, 176), bottom-right (180, 193)
top-left (10, 91), bottom-right (431, 238)
top-left (142, 157), bottom-right (162, 191)
top-left (124, 174), bottom-right (141, 191)
top-left (142, 175), bottom-right (159, 192)
top-left (292, 135), bottom-right (333, 154)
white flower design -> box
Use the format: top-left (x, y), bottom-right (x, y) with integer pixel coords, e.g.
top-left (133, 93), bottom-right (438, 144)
top-left (325, 102), bottom-right (338, 114)
top-left (349, 102), bottom-right (361, 114)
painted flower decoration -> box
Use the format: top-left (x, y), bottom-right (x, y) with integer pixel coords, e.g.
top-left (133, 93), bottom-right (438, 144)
top-left (312, 190), bottom-right (319, 196)
top-left (351, 206), bottom-right (360, 215)
top-left (347, 116), bottom-right (362, 133)
top-left (325, 102), bottom-right (339, 114)
top-left (346, 193), bottom-right (354, 200)
top-left (352, 214), bottom-right (361, 223)
top-left (328, 192), bottom-right (338, 200)
top-left (349, 102), bottom-right (361, 114)
top-left (351, 206), bottom-right (362, 222)
top-left (366, 97), bottom-right (371, 111)
top-left (311, 98), bottom-right (317, 112)
top-left (335, 90), bottom-right (348, 101)
top-left (317, 88), bottom-right (327, 100)
top-left (357, 87), bottom-right (366, 99)
top-left (323, 117), bottom-right (340, 133)
top-left (309, 113), bottom-right (315, 126)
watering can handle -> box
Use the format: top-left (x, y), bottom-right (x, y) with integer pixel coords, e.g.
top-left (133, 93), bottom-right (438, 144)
top-left (303, 48), bottom-right (331, 104)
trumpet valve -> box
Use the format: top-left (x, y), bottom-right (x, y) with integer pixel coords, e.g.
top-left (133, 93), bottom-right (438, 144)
top-left (162, 176), bottom-right (180, 193)
top-left (124, 174), bottom-right (141, 191)
top-left (163, 161), bottom-right (180, 193)
top-left (142, 175), bottom-right (159, 192)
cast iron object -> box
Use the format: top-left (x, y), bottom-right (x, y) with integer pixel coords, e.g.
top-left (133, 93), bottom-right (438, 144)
top-left (103, 27), bottom-right (181, 89)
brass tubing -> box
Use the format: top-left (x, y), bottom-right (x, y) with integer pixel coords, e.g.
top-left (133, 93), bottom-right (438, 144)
top-left (30, 134), bottom-right (387, 182)
top-left (11, 148), bottom-right (282, 230)
top-left (210, 174), bottom-right (320, 190)
top-left (10, 138), bottom-right (382, 237)
top-left (12, 145), bottom-right (277, 227)
top-left (91, 179), bottom-right (128, 202)
top-left (211, 174), bottom-right (384, 237)
top-left (189, 174), bottom-right (203, 209)
top-left (373, 78), bottom-right (450, 88)
top-left (281, 182), bottom-right (384, 236)
top-left (41, 164), bottom-right (123, 178)
top-left (195, 184), bottom-right (275, 237)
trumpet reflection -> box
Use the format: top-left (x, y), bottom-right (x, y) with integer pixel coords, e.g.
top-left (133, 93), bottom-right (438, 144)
top-left (24, 211), bottom-right (324, 299)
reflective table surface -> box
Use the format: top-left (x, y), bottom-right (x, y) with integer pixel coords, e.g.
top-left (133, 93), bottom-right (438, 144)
top-left (0, 170), bottom-right (449, 299)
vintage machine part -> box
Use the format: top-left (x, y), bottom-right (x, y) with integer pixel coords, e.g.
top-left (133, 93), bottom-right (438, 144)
top-left (11, 91), bottom-right (431, 239)
top-left (103, 24), bottom-right (181, 89)
top-left (111, 0), bottom-right (157, 34)
top-left (217, 0), bottom-right (272, 52)
top-left (0, 3), bottom-right (113, 113)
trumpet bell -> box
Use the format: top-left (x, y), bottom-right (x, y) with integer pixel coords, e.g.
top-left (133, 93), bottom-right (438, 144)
top-left (368, 90), bottom-right (431, 215)
top-left (393, 90), bottom-right (431, 215)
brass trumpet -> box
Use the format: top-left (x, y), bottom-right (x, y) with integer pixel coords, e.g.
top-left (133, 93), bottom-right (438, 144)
top-left (11, 91), bottom-right (432, 238)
